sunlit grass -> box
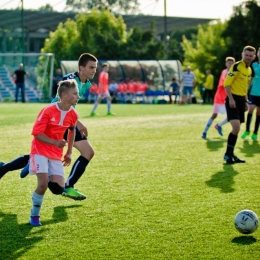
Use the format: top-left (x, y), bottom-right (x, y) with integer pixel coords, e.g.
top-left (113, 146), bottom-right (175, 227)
top-left (0, 103), bottom-right (259, 259)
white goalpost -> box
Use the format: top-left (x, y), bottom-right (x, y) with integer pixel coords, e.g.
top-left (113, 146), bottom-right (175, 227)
top-left (0, 53), bottom-right (55, 101)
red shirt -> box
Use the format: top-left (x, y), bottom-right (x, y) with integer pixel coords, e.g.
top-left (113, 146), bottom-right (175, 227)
top-left (98, 71), bottom-right (109, 93)
top-left (89, 83), bottom-right (98, 93)
top-left (127, 82), bottom-right (137, 93)
top-left (117, 83), bottom-right (127, 93)
top-left (214, 69), bottom-right (228, 104)
top-left (30, 103), bottom-right (78, 160)
top-left (136, 83), bottom-right (148, 93)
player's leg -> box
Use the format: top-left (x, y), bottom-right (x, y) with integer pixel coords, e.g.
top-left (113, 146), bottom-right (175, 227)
top-left (105, 92), bottom-right (114, 115)
top-left (0, 154), bottom-right (29, 179)
top-left (202, 105), bottom-right (218, 138)
top-left (251, 105), bottom-right (260, 140)
top-left (63, 128), bottom-right (94, 200)
top-left (29, 155), bottom-right (49, 226)
top-left (242, 98), bottom-right (255, 138)
top-left (224, 96), bottom-right (245, 164)
top-left (90, 95), bottom-right (102, 115)
top-left (214, 104), bottom-right (227, 136)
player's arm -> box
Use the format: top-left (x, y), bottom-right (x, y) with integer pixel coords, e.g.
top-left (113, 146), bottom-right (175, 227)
top-left (224, 66), bottom-right (237, 107)
top-left (76, 119), bottom-right (88, 137)
top-left (35, 134), bottom-right (67, 148)
top-left (63, 127), bottom-right (76, 166)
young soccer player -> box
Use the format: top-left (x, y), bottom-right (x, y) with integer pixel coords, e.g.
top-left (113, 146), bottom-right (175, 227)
top-left (202, 57), bottom-right (235, 138)
top-left (0, 53), bottom-right (98, 200)
top-left (241, 47), bottom-right (260, 141)
top-left (90, 63), bottom-right (114, 116)
top-left (223, 46), bottom-right (256, 164)
top-left (29, 79), bottom-right (79, 226)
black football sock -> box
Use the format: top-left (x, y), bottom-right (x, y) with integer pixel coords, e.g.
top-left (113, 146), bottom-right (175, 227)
top-left (0, 154), bottom-right (29, 176)
top-left (226, 133), bottom-right (237, 155)
top-left (246, 113), bottom-right (252, 132)
top-left (65, 156), bottom-right (89, 188)
top-left (254, 115), bottom-right (260, 134)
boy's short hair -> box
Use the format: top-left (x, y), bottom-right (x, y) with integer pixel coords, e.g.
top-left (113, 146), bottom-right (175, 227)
top-left (243, 45), bottom-right (256, 53)
top-left (172, 77), bottom-right (176, 81)
top-left (57, 79), bottom-right (77, 99)
top-left (78, 53), bottom-right (98, 68)
top-left (225, 57), bottom-right (235, 62)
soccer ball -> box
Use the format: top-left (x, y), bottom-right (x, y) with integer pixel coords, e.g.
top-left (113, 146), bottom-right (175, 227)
top-left (234, 209), bottom-right (259, 234)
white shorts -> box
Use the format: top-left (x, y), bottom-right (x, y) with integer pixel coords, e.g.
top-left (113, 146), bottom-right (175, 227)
top-left (98, 91), bottom-right (110, 99)
top-left (29, 154), bottom-right (64, 177)
top-left (213, 104), bottom-right (226, 114)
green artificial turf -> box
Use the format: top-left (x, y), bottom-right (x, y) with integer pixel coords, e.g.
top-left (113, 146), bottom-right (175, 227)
top-left (0, 103), bottom-right (259, 259)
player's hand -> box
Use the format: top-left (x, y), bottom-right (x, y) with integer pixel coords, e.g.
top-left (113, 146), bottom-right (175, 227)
top-left (54, 139), bottom-right (67, 148)
top-left (77, 121), bottom-right (88, 137)
top-left (229, 98), bottom-right (236, 108)
top-left (63, 153), bottom-right (72, 166)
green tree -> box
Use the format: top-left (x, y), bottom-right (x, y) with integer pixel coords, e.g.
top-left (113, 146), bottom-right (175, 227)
top-left (181, 22), bottom-right (228, 93)
top-left (66, 0), bottom-right (139, 14)
top-left (222, 0), bottom-right (260, 60)
top-left (42, 9), bottom-right (126, 62)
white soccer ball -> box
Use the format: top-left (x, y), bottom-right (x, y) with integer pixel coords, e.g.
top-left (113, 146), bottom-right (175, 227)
top-left (234, 209), bottom-right (259, 234)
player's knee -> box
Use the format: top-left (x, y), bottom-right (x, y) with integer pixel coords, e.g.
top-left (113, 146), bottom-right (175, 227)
top-left (48, 181), bottom-right (64, 195)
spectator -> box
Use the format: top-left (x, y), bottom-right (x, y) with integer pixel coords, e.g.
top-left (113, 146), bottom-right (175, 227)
top-left (202, 69), bottom-right (214, 104)
top-left (52, 68), bottom-right (63, 97)
top-left (88, 82), bottom-right (98, 103)
top-left (109, 79), bottom-right (118, 103)
top-left (127, 78), bottom-right (137, 103)
top-left (136, 79), bottom-right (148, 104)
top-left (169, 77), bottom-right (180, 104)
top-left (11, 63), bottom-right (29, 103)
top-left (117, 79), bottom-right (127, 103)
top-left (181, 66), bottom-right (196, 104)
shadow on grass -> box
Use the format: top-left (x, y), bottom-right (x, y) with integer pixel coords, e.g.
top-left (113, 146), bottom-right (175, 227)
top-left (0, 205), bottom-right (81, 259)
top-left (205, 164), bottom-right (239, 193)
top-left (205, 139), bottom-right (226, 151)
top-left (238, 139), bottom-right (260, 158)
top-left (232, 235), bottom-right (257, 245)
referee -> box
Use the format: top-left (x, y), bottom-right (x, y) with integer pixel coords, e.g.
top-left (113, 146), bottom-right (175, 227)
top-left (223, 45), bottom-right (256, 164)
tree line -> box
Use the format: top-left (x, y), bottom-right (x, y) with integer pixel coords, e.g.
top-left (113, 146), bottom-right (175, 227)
top-left (41, 0), bottom-right (260, 89)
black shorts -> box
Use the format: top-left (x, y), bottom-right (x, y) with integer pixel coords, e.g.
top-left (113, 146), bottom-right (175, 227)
top-left (63, 127), bottom-right (87, 142)
top-left (225, 94), bottom-right (246, 123)
top-left (248, 95), bottom-right (260, 107)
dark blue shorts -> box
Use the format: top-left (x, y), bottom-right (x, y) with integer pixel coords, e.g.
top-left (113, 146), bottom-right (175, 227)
top-left (64, 127), bottom-right (87, 142)
top-left (248, 95), bottom-right (260, 107)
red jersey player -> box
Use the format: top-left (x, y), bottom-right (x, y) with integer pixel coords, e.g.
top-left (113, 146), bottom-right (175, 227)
top-left (29, 79), bottom-right (79, 226)
top-left (202, 57), bottom-right (235, 138)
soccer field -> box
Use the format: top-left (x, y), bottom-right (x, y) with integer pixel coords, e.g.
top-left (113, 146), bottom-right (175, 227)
top-left (0, 103), bottom-right (259, 260)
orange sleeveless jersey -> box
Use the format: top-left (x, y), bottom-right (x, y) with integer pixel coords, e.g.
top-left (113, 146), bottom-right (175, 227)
top-left (30, 103), bottom-right (78, 160)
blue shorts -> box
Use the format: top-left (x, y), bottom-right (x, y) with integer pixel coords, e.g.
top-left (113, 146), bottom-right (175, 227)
top-left (183, 87), bottom-right (193, 95)
top-left (64, 127), bottom-right (87, 142)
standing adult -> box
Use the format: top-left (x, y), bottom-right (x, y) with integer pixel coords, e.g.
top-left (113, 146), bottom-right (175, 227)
top-left (181, 66), bottom-right (196, 104)
top-left (202, 69), bottom-right (214, 104)
top-left (11, 63), bottom-right (28, 103)
top-left (223, 46), bottom-right (256, 164)
top-left (90, 63), bottom-right (114, 116)
top-left (241, 47), bottom-right (260, 141)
